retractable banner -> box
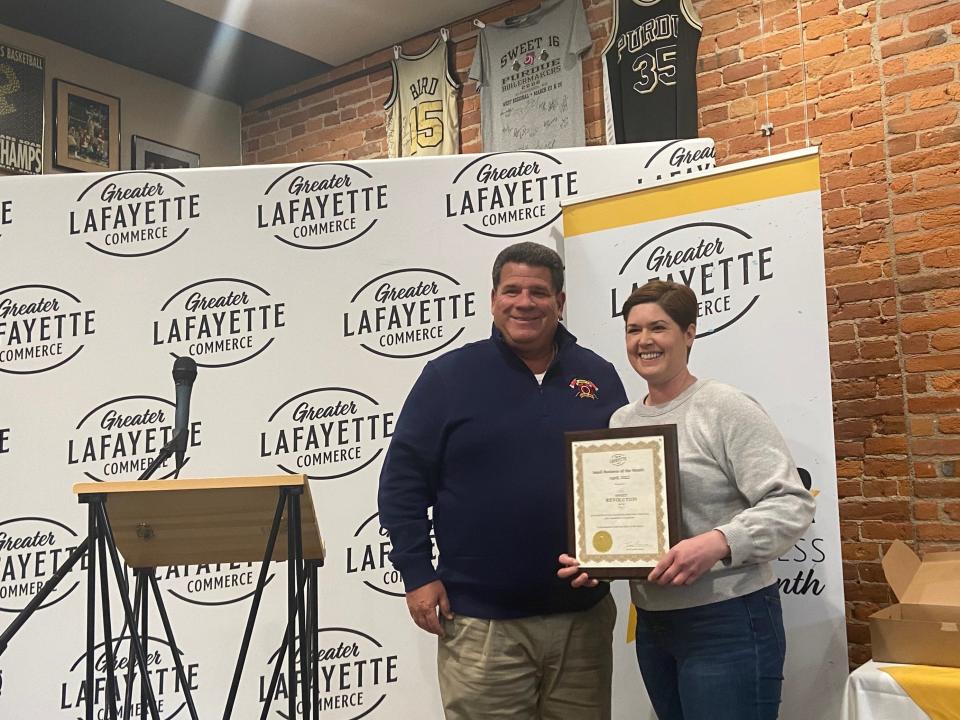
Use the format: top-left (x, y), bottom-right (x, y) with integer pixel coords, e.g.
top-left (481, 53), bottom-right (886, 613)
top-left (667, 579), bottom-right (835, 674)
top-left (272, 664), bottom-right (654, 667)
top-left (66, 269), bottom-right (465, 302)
top-left (562, 148), bottom-right (847, 720)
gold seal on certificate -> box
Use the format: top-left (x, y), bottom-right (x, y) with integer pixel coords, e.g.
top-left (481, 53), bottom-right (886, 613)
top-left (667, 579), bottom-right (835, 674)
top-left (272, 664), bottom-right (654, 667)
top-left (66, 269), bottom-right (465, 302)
top-left (565, 426), bottom-right (681, 579)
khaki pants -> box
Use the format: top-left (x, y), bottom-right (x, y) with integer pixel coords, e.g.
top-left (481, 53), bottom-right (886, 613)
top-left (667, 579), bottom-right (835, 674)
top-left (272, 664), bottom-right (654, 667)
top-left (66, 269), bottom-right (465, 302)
top-left (437, 594), bottom-right (616, 720)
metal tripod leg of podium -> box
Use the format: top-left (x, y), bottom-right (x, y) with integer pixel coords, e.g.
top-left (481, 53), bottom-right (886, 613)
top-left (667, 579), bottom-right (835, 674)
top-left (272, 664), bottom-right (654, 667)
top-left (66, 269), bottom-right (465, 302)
top-left (223, 484), bottom-right (316, 720)
top-left (79, 494), bottom-right (161, 720)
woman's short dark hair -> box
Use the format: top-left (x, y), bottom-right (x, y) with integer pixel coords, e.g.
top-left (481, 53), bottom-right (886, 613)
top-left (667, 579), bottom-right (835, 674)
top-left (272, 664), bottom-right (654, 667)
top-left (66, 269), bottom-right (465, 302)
top-left (621, 280), bottom-right (698, 332)
top-left (492, 242), bottom-right (565, 293)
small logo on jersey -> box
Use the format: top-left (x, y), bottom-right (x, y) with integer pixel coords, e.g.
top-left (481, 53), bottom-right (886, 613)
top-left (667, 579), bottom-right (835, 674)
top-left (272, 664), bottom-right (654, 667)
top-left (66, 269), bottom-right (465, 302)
top-left (569, 378), bottom-right (598, 399)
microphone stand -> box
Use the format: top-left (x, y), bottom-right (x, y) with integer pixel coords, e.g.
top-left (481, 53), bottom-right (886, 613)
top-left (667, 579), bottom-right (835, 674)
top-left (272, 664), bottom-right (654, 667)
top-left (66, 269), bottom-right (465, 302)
top-left (0, 432), bottom-right (196, 720)
top-left (0, 429), bottom-right (184, 657)
top-left (138, 427), bottom-right (185, 481)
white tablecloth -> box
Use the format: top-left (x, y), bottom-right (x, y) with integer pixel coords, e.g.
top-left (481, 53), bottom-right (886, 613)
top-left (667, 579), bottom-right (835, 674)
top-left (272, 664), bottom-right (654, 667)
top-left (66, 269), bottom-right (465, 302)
top-left (842, 660), bottom-right (930, 720)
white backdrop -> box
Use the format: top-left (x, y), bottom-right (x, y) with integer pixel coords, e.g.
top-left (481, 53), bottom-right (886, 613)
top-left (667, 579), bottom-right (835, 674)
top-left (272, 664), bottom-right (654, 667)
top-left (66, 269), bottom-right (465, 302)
top-left (0, 140), bottom-right (840, 720)
top-left (563, 148), bottom-right (848, 720)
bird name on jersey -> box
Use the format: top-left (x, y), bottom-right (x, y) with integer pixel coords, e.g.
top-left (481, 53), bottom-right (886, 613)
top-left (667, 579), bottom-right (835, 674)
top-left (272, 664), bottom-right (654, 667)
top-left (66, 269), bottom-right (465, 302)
top-left (409, 76), bottom-right (439, 100)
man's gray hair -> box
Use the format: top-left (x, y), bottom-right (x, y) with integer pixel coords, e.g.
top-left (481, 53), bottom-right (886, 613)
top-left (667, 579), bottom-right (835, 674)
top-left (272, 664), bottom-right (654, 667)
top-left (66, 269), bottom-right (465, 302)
top-left (491, 242), bottom-right (565, 293)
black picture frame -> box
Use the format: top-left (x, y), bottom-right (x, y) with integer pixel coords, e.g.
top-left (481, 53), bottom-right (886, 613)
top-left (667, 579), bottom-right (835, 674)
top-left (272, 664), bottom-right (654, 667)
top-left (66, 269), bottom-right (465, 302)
top-left (131, 135), bottom-right (199, 170)
top-left (53, 79), bottom-right (120, 172)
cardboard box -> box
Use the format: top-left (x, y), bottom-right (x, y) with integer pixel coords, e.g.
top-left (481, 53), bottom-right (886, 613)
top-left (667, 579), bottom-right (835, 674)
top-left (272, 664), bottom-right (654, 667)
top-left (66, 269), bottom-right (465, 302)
top-left (869, 540), bottom-right (960, 667)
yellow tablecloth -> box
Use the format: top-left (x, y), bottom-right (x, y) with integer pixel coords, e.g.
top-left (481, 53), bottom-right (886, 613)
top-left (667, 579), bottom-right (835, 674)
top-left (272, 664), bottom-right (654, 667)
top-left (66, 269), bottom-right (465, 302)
top-left (880, 664), bottom-right (960, 720)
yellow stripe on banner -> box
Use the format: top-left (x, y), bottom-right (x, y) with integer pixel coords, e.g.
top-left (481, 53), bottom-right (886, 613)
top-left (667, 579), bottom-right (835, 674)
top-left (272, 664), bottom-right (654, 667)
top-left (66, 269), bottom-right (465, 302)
top-left (563, 152), bottom-right (821, 239)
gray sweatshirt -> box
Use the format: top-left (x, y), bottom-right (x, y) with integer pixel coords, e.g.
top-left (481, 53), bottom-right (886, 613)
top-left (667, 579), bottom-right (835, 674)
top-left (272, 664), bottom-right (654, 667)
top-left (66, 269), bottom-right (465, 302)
top-left (610, 379), bottom-right (815, 611)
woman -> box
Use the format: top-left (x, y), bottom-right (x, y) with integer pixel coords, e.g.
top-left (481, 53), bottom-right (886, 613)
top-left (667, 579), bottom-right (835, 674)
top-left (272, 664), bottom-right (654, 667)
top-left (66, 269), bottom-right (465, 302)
top-left (559, 280), bottom-right (814, 720)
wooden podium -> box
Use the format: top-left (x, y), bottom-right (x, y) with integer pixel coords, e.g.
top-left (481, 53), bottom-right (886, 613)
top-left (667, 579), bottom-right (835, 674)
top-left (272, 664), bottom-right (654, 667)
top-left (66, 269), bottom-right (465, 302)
top-left (71, 474), bottom-right (325, 720)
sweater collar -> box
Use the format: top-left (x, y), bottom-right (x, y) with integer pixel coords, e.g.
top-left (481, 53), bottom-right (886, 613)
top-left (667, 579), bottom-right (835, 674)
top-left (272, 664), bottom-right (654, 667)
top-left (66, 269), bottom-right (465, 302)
top-left (490, 321), bottom-right (577, 362)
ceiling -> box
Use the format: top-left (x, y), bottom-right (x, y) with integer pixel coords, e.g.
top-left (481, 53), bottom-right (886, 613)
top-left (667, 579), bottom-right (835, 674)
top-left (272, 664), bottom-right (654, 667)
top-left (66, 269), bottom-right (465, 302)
top-left (0, 0), bottom-right (501, 106)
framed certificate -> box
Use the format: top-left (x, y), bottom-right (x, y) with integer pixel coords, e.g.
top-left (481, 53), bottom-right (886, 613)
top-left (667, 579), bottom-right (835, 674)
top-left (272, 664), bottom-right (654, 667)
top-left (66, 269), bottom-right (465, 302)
top-left (565, 425), bottom-right (681, 578)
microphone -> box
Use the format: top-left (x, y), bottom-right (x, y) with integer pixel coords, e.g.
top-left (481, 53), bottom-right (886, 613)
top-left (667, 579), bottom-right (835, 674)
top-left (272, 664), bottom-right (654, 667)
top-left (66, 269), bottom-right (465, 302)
top-left (172, 356), bottom-right (197, 472)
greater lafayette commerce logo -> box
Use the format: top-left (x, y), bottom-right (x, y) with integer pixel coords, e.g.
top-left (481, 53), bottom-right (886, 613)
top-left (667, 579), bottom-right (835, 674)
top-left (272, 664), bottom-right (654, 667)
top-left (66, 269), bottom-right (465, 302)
top-left (343, 268), bottom-right (476, 359)
top-left (259, 627), bottom-right (398, 719)
top-left (59, 635), bottom-right (199, 719)
top-left (446, 151), bottom-right (578, 237)
top-left (0, 284), bottom-right (95, 374)
top-left (153, 277), bottom-right (286, 368)
top-left (637, 140), bottom-right (716, 186)
top-left (258, 163), bottom-right (388, 250)
top-left (160, 561), bottom-right (274, 607)
top-left (68, 395), bottom-right (201, 482)
top-left (68, 171), bottom-right (200, 257)
top-left (261, 387), bottom-right (394, 481)
top-left (610, 222), bottom-right (773, 337)
top-left (0, 516), bottom-right (83, 613)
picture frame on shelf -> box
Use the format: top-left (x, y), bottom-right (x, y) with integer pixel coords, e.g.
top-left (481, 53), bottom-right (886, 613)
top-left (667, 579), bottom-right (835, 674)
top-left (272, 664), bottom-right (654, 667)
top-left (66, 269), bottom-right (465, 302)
top-left (131, 135), bottom-right (200, 170)
top-left (53, 79), bottom-right (120, 172)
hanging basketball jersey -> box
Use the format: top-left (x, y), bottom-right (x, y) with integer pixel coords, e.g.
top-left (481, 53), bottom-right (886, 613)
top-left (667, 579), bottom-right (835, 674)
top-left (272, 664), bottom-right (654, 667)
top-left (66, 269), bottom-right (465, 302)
top-left (602, 0), bottom-right (702, 143)
top-left (384, 32), bottom-right (460, 158)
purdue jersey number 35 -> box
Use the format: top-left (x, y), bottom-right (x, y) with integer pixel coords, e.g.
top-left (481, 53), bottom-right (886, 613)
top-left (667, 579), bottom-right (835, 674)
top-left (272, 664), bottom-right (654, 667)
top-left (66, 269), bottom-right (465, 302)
top-left (603, 0), bottom-right (702, 143)
top-left (385, 36), bottom-right (461, 158)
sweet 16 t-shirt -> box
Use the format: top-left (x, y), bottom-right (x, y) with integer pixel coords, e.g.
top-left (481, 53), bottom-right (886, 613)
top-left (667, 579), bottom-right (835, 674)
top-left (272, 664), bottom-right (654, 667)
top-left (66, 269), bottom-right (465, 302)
top-left (470, 0), bottom-right (592, 151)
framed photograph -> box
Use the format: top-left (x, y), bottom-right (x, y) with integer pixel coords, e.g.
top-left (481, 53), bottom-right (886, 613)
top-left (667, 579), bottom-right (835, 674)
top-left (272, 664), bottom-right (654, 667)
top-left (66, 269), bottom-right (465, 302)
top-left (0, 44), bottom-right (45, 175)
top-left (566, 425), bottom-right (682, 579)
top-left (131, 135), bottom-right (199, 170)
top-left (53, 79), bottom-right (120, 172)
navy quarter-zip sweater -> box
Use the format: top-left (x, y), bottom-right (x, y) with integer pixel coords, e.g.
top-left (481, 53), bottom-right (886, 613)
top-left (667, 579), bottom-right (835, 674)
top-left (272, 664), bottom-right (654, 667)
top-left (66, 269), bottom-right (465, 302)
top-left (378, 324), bottom-right (627, 619)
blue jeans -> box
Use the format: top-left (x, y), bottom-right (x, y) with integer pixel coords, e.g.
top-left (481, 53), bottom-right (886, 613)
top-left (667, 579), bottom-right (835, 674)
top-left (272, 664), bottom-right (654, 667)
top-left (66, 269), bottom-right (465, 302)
top-left (634, 584), bottom-right (786, 720)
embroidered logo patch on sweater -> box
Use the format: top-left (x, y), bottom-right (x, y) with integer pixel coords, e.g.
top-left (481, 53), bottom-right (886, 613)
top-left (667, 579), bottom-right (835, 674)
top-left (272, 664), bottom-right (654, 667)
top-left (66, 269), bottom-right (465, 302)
top-left (569, 378), bottom-right (599, 399)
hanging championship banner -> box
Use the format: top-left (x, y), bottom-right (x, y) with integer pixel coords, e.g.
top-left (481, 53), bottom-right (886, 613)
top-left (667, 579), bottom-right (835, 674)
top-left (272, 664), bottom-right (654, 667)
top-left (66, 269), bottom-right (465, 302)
top-left (0, 44), bottom-right (44, 176)
top-left (562, 148), bottom-right (847, 720)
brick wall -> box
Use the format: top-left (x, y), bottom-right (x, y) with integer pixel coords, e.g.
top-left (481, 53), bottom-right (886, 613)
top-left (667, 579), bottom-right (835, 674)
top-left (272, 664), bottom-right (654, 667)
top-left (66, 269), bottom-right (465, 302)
top-left (242, 0), bottom-right (960, 666)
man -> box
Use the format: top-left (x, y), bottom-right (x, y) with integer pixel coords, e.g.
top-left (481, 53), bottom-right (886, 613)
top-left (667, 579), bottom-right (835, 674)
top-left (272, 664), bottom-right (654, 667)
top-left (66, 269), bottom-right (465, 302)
top-left (378, 241), bottom-right (627, 720)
